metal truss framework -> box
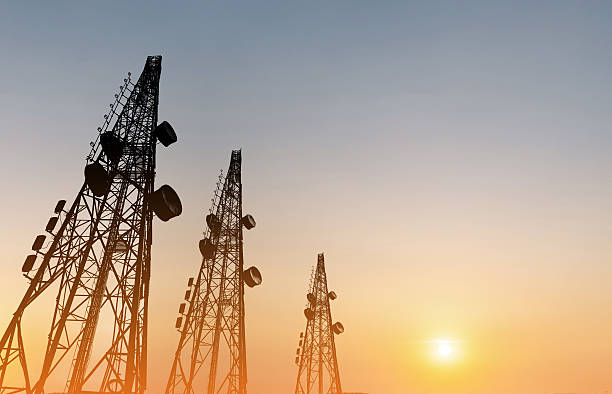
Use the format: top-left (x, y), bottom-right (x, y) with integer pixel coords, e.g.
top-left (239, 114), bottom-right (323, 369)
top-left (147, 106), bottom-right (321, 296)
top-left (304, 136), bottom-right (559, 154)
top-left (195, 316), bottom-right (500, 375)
top-left (295, 253), bottom-right (343, 394)
top-left (166, 150), bottom-right (260, 394)
top-left (0, 56), bottom-right (178, 394)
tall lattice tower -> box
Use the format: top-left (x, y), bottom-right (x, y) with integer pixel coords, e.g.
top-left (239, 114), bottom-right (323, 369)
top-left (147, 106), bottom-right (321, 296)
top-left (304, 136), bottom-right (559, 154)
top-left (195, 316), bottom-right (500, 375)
top-left (166, 150), bottom-right (261, 394)
top-left (0, 56), bottom-right (182, 394)
top-left (294, 253), bottom-right (344, 394)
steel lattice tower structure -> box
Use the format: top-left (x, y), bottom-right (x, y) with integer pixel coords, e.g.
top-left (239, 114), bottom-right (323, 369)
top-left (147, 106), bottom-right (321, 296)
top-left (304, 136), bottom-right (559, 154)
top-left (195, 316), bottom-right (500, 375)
top-left (0, 55), bottom-right (182, 394)
top-left (294, 253), bottom-right (344, 394)
top-left (166, 150), bottom-right (261, 394)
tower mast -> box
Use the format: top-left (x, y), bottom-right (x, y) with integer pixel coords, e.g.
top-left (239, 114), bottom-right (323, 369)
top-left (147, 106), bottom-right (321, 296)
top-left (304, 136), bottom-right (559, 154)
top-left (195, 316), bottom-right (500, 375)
top-left (0, 56), bottom-right (181, 394)
top-left (295, 253), bottom-right (344, 394)
top-left (166, 150), bottom-right (261, 394)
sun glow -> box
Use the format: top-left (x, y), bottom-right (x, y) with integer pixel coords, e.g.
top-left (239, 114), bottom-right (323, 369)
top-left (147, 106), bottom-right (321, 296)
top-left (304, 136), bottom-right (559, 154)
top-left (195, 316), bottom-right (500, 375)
top-left (429, 339), bottom-right (460, 364)
top-left (438, 343), bottom-right (452, 357)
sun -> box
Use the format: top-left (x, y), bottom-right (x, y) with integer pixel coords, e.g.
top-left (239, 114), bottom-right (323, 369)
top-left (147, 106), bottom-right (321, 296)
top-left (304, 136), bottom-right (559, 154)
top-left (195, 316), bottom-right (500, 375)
top-left (428, 339), bottom-right (460, 364)
top-left (437, 343), bottom-right (452, 358)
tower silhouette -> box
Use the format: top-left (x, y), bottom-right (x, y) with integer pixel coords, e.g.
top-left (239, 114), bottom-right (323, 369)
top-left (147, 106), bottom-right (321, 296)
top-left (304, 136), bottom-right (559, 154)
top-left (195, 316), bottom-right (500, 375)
top-left (0, 56), bottom-right (181, 393)
top-left (166, 150), bottom-right (261, 394)
top-left (294, 253), bottom-right (343, 394)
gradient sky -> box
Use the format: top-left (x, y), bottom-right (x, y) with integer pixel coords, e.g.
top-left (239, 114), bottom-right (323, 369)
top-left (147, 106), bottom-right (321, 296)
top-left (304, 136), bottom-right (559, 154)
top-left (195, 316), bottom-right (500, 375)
top-left (2, 1), bottom-right (612, 393)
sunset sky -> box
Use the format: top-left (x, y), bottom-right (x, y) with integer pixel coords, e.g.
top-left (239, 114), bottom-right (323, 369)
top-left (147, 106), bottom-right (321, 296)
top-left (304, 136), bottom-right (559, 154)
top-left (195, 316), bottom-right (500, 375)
top-left (2, 1), bottom-right (612, 393)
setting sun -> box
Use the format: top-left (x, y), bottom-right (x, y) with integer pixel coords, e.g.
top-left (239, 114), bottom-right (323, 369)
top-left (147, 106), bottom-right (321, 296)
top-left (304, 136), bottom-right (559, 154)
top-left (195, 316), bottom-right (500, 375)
top-left (428, 339), bottom-right (461, 364)
top-left (437, 343), bottom-right (452, 358)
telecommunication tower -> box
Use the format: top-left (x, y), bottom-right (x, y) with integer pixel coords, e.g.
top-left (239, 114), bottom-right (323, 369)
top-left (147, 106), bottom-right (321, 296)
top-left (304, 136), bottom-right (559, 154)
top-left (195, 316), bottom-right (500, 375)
top-left (166, 150), bottom-right (261, 394)
top-left (0, 55), bottom-right (182, 393)
top-left (294, 253), bottom-right (343, 394)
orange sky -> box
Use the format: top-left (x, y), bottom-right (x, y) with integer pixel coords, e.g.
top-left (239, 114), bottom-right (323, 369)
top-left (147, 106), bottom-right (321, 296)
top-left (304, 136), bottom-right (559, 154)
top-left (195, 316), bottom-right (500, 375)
top-left (2, 145), bottom-right (612, 393)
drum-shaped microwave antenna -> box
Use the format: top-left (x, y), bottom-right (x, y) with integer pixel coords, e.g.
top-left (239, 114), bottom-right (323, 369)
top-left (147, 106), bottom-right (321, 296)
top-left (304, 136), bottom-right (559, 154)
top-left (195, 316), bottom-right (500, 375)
top-left (304, 308), bottom-right (315, 320)
top-left (150, 185), bottom-right (182, 221)
top-left (100, 132), bottom-right (125, 162)
top-left (206, 213), bottom-right (221, 235)
top-left (85, 162), bottom-right (111, 196)
top-left (242, 214), bottom-right (256, 230)
top-left (243, 266), bottom-right (262, 288)
top-left (198, 238), bottom-right (217, 259)
top-left (153, 121), bottom-right (177, 147)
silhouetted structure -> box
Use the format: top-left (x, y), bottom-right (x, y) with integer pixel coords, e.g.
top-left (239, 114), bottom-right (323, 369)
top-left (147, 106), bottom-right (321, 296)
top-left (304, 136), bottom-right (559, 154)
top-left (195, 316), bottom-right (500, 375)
top-left (166, 150), bottom-right (261, 394)
top-left (0, 56), bottom-right (181, 393)
top-left (294, 253), bottom-right (343, 394)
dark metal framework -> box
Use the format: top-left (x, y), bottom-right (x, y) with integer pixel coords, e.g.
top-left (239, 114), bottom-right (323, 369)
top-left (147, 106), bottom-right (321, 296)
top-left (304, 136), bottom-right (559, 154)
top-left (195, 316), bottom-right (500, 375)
top-left (295, 253), bottom-right (343, 394)
top-left (166, 150), bottom-right (259, 394)
top-left (0, 56), bottom-right (177, 393)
